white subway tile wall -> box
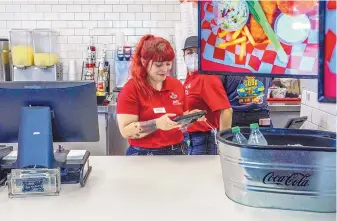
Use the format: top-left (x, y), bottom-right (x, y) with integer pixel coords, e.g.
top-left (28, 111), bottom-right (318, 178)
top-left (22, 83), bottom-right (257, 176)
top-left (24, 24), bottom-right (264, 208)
top-left (300, 90), bottom-right (337, 132)
top-left (0, 0), bottom-right (181, 79)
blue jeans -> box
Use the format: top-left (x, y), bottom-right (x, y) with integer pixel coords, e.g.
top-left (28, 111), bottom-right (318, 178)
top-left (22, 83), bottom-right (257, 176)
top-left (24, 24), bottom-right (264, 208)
top-left (184, 131), bottom-right (217, 155)
top-left (126, 143), bottom-right (186, 156)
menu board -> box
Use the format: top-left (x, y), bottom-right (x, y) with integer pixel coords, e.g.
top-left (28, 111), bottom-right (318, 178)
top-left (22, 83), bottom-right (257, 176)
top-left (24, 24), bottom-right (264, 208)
top-left (319, 0), bottom-right (336, 103)
top-left (198, 0), bottom-right (323, 78)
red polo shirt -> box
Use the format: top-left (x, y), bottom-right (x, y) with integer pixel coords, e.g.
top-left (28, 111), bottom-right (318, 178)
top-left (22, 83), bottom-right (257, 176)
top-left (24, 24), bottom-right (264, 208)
top-left (183, 73), bottom-right (231, 133)
top-left (116, 77), bottom-right (185, 148)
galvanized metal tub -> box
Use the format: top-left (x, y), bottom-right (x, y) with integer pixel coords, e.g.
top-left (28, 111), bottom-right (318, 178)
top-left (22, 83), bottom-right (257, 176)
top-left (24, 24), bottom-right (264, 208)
top-left (217, 128), bottom-right (336, 213)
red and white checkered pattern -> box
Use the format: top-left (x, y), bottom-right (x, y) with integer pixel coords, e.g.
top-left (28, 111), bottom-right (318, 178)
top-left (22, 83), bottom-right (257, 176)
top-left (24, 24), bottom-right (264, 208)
top-left (200, 1), bottom-right (320, 75)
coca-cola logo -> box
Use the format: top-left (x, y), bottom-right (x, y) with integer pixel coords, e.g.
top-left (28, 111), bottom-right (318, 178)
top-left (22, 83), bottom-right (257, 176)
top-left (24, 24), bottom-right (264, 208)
top-left (262, 172), bottom-right (311, 187)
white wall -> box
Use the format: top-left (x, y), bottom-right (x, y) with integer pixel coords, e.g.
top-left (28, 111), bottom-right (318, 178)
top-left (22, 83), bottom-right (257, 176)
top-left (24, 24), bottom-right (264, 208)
top-left (300, 79), bottom-right (337, 132)
top-left (1, 1), bottom-right (336, 133)
top-left (0, 0), bottom-right (181, 80)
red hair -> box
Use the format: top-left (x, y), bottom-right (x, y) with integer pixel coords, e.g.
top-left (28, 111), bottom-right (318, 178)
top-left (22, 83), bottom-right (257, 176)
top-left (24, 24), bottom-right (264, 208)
top-left (130, 34), bottom-right (175, 98)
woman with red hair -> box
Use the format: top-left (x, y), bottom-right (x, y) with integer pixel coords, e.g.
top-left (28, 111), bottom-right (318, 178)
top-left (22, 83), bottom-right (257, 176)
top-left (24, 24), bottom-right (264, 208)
top-left (117, 34), bottom-right (197, 156)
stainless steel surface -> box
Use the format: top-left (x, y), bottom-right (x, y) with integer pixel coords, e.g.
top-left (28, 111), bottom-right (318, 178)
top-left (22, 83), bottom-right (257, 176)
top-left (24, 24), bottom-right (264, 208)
top-left (268, 104), bottom-right (301, 112)
top-left (270, 111), bottom-right (300, 128)
top-left (107, 103), bottom-right (129, 155)
top-left (0, 39), bottom-right (11, 81)
top-left (269, 102), bottom-right (301, 128)
top-left (13, 64), bottom-right (62, 81)
top-left (97, 105), bottom-right (108, 114)
top-left (217, 128), bottom-right (336, 213)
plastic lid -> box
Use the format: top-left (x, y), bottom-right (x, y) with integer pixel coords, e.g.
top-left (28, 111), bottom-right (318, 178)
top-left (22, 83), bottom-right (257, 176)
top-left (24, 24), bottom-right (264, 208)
top-left (250, 123), bottom-right (259, 129)
top-left (232, 126), bottom-right (240, 133)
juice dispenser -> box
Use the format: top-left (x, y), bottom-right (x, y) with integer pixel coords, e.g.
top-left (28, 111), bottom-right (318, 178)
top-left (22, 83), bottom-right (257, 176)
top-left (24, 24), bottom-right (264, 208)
top-left (32, 29), bottom-right (59, 67)
top-left (10, 29), bottom-right (34, 67)
top-left (0, 38), bottom-right (11, 81)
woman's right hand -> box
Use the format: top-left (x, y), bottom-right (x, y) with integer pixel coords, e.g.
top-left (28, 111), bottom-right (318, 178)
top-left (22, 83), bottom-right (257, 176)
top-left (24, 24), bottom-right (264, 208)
top-left (155, 114), bottom-right (181, 131)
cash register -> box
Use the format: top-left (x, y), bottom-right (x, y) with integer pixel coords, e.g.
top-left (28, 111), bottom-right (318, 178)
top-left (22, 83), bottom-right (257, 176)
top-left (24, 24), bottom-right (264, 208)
top-left (0, 81), bottom-right (99, 196)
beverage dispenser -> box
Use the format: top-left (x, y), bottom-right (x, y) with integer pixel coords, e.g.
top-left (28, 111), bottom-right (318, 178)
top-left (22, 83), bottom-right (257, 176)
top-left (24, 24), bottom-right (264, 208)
top-left (32, 29), bottom-right (59, 67)
top-left (114, 32), bottom-right (131, 91)
top-left (0, 38), bottom-right (11, 81)
top-left (9, 29), bottom-right (34, 67)
top-left (11, 28), bottom-right (62, 81)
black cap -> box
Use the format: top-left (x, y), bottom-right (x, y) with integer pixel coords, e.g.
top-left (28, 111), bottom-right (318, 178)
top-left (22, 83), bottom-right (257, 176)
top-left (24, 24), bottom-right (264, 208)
top-left (182, 36), bottom-right (198, 50)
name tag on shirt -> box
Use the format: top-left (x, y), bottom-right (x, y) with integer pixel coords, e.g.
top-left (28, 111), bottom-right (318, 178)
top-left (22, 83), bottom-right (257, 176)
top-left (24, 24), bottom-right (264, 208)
top-left (153, 107), bottom-right (166, 114)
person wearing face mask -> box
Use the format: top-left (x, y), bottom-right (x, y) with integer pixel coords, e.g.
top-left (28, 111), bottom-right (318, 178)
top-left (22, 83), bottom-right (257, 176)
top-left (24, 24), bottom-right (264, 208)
top-left (117, 34), bottom-right (202, 156)
top-left (182, 36), bottom-right (233, 155)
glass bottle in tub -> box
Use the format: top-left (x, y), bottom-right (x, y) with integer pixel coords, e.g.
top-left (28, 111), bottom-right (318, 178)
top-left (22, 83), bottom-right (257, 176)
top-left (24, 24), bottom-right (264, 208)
top-left (32, 29), bottom-right (59, 67)
top-left (10, 29), bottom-right (34, 67)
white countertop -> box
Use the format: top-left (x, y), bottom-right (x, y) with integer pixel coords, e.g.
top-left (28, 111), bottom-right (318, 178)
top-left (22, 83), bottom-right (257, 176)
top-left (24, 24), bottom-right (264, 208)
top-left (0, 156), bottom-right (335, 221)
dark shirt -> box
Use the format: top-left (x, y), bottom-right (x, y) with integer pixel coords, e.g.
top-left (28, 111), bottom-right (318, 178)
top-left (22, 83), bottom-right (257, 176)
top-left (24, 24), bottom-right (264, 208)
top-left (221, 75), bottom-right (273, 112)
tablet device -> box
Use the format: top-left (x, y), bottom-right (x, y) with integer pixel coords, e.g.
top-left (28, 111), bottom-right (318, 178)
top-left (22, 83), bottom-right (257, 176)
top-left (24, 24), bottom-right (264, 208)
top-left (284, 116), bottom-right (308, 129)
top-left (173, 110), bottom-right (207, 126)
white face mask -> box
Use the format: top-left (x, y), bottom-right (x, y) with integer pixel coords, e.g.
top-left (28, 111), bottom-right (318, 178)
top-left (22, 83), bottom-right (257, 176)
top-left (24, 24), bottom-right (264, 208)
top-left (184, 53), bottom-right (198, 72)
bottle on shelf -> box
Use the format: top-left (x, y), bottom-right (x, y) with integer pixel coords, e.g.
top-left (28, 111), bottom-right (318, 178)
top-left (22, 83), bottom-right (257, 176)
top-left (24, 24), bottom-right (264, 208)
top-left (103, 61), bottom-right (109, 82)
top-left (96, 60), bottom-right (105, 96)
top-left (84, 35), bottom-right (96, 81)
top-left (87, 35), bottom-right (96, 65)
